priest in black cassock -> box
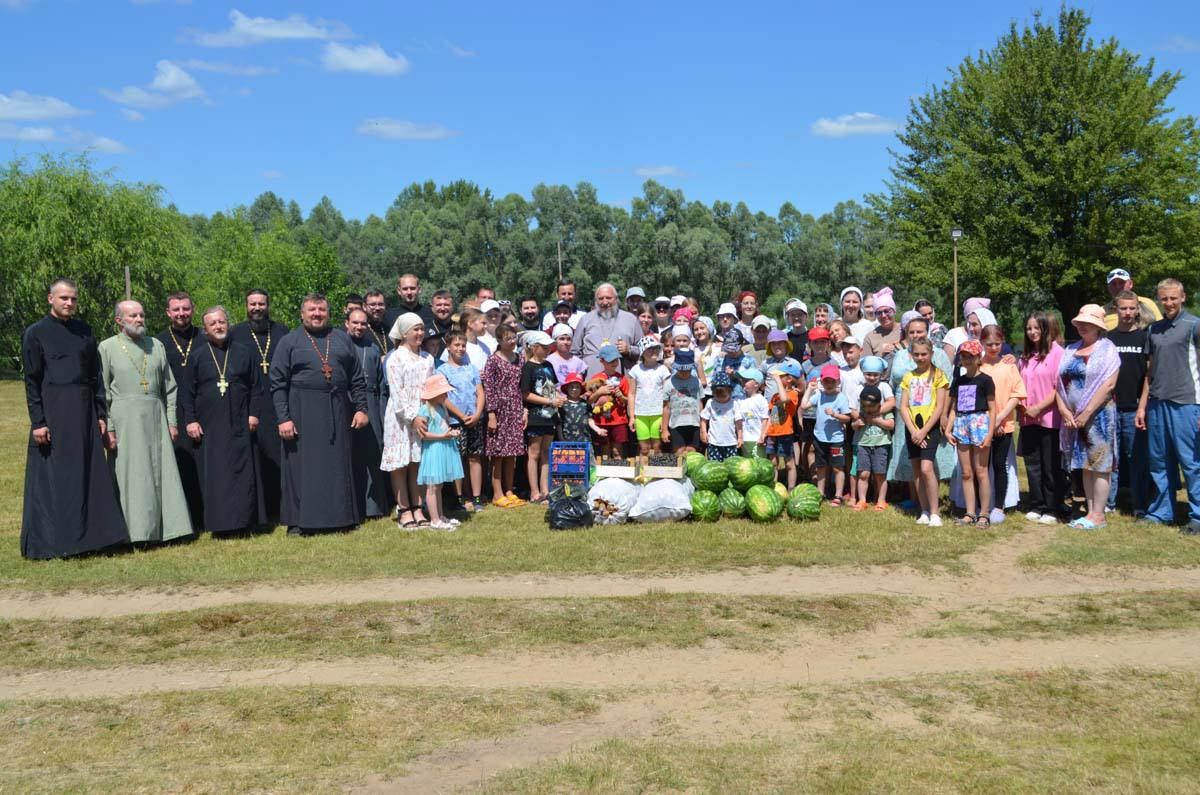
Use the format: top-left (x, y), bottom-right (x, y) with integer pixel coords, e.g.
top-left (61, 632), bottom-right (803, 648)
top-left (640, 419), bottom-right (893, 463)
top-left (155, 290), bottom-right (205, 526)
top-left (363, 290), bottom-right (394, 356)
top-left (346, 308), bottom-right (392, 519)
top-left (270, 293), bottom-right (369, 535)
top-left (229, 288), bottom-right (289, 524)
top-left (21, 278), bottom-right (128, 559)
top-left (181, 306), bottom-right (267, 534)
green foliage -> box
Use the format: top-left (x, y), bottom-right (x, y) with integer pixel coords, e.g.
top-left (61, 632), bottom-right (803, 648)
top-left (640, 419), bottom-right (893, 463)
top-left (870, 7), bottom-right (1200, 321)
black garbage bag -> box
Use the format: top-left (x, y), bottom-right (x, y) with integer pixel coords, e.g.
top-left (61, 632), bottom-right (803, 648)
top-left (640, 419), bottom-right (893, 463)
top-left (546, 497), bottom-right (594, 531)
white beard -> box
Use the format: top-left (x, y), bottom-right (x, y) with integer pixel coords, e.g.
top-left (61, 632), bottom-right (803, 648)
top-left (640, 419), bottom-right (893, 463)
top-left (596, 306), bottom-right (618, 321)
top-left (122, 321), bottom-right (145, 339)
top-left (209, 330), bottom-right (228, 343)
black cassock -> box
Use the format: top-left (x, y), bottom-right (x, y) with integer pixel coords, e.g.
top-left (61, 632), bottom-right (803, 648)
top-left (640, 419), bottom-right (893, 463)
top-left (229, 319), bottom-right (289, 523)
top-left (21, 316), bottom-right (129, 559)
top-left (156, 325), bottom-right (205, 526)
top-left (181, 339), bottom-right (268, 533)
top-left (351, 333), bottom-right (392, 518)
top-left (270, 327), bottom-right (367, 530)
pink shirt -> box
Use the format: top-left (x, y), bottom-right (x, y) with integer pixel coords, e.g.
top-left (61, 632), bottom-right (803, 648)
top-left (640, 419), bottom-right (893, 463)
top-left (546, 351), bottom-right (587, 393)
top-left (1018, 342), bottom-right (1064, 429)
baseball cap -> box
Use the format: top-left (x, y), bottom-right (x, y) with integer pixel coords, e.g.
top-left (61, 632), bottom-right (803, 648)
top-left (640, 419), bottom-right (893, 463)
top-left (422, 325), bottom-right (441, 342)
top-left (751, 314), bottom-right (772, 330)
top-left (625, 286), bottom-right (646, 299)
top-left (479, 299), bottom-right (500, 314)
top-left (654, 295), bottom-right (671, 307)
top-left (737, 366), bottom-right (764, 383)
top-left (551, 323), bottom-right (573, 339)
top-left (553, 299), bottom-right (573, 311)
top-left (563, 371), bottom-right (585, 388)
top-left (860, 384), bottom-right (882, 405)
top-left (721, 331), bottom-right (745, 353)
top-left (807, 326), bottom-right (831, 342)
top-left (523, 330), bottom-right (552, 347)
top-left (784, 298), bottom-right (808, 315)
top-left (860, 355), bottom-right (887, 374)
top-left (716, 302), bottom-right (737, 317)
top-left (841, 335), bottom-right (861, 348)
top-left (1107, 268), bottom-right (1132, 283)
top-left (671, 294), bottom-right (686, 306)
top-left (597, 344), bottom-right (621, 362)
top-left (820, 363), bottom-right (841, 382)
top-left (777, 361), bottom-right (803, 378)
top-left (959, 339), bottom-right (983, 356)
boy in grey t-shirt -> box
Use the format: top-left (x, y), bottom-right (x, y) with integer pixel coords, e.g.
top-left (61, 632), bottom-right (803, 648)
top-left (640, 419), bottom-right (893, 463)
top-left (663, 350), bottom-right (703, 454)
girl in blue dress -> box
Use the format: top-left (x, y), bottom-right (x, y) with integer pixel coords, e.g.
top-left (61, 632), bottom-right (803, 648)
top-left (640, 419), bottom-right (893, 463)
top-left (417, 373), bottom-right (465, 530)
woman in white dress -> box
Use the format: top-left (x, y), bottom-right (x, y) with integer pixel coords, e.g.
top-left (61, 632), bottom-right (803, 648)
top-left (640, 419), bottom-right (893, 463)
top-left (382, 312), bottom-right (434, 528)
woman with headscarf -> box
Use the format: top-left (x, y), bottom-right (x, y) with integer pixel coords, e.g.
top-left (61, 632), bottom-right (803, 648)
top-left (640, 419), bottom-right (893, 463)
top-left (841, 287), bottom-right (875, 341)
top-left (734, 291), bottom-right (759, 341)
top-left (812, 303), bottom-right (836, 330)
top-left (692, 316), bottom-right (719, 394)
top-left (861, 287), bottom-right (902, 362)
top-left (887, 311), bottom-right (957, 492)
top-left (942, 297), bottom-right (990, 359)
top-left (382, 312), bottom-right (436, 528)
top-left (1055, 305), bottom-right (1120, 530)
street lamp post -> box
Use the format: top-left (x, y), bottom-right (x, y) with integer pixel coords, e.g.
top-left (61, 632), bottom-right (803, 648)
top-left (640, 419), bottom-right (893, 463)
top-left (951, 227), bottom-right (963, 327)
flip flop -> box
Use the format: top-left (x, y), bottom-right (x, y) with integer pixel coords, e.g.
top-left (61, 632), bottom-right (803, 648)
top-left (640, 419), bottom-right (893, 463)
top-left (1068, 518), bottom-right (1097, 530)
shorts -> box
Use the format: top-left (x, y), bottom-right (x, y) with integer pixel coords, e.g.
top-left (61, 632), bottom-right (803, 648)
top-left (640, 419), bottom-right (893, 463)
top-left (454, 420), bottom-right (486, 457)
top-left (813, 440), bottom-right (846, 468)
top-left (707, 444), bottom-right (738, 462)
top-left (669, 425), bottom-right (701, 449)
top-left (857, 444), bottom-right (890, 475)
top-left (594, 423), bottom-right (628, 446)
top-left (525, 427), bottom-right (554, 445)
top-left (906, 423), bottom-right (943, 461)
top-left (765, 435), bottom-right (794, 459)
top-left (952, 412), bottom-right (991, 446)
top-left (635, 414), bottom-right (662, 442)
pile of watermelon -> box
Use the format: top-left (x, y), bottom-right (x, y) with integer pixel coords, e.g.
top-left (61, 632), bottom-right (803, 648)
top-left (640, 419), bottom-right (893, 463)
top-left (687, 456), bottom-right (821, 523)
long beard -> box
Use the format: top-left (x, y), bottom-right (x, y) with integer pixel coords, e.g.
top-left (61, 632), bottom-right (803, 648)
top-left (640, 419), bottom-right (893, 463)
top-left (248, 312), bottom-right (269, 331)
top-left (122, 321), bottom-right (145, 339)
top-left (596, 306), bottom-right (617, 321)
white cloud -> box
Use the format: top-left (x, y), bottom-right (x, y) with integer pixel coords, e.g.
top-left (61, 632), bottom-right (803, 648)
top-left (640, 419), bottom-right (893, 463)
top-left (810, 112), bottom-right (899, 138)
top-left (79, 134), bottom-right (129, 154)
top-left (356, 118), bottom-right (459, 141)
top-left (0, 123), bottom-right (128, 153)
top-left (101, 60), bottom-right (204, 109)
top-left (0, 0), bottom-right (36, 9)
top-left (263, 169), bottom-right (284, 180)
top-left (322, 43), bottom-right (410, 76)
top-left (447, 42), bottom-right (477, 57)
top-left (193, 9), bottom-right (350, 47)
top-left (634, 165), bottom-right (691, 178)
top-left (121, 109), bottom-right (145, 121)
top-left (0, 122), bottom-right (56, 141)
top-left (181, 59), bottom-right (278, 76)
top-left (1163, 34), bottom-right (1200, 54)
top-left (0, 91), bottom-right (87, 121)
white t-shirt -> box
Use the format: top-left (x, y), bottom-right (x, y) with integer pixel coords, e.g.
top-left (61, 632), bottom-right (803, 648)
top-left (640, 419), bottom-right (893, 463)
top-left (841, 366), bottom-right (866, 409)
top-left (849, 318), bottom-right (876, 342)
top-left (849, 378), bottom-right (893, 411)
top-left (735, 393), bottom-right (769, 444)
top-left (942, 326), bottom-right (968, 352)
top-left (478, 332), bottom-right (498, 355)
top-left (541, 308), bottom-right (587, 331)
top-left (701, 398), bottom-right (739, 447)
top-left (629, 362), bottom-right (670, 417)
top-left (441, 340), bottom-right (491, 372)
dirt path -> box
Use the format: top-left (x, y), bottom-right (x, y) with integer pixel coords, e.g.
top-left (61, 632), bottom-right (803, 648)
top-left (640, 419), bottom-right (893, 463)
top-left (3, 524), bottom-right (1198, 620)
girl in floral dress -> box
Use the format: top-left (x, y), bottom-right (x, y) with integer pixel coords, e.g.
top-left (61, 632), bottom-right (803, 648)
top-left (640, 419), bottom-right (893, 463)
top-left (482, 325), bottom-right (526, 507)
top-left (382, 312), bottom-right (435, 528)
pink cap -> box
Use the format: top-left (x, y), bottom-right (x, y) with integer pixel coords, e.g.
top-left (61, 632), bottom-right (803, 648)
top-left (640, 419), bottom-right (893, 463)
top-left (820, 364), bottom-right (841, 382)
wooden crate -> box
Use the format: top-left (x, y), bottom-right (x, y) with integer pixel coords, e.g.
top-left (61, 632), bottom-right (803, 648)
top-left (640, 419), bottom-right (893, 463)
top-left (641, 456), bottom-right (685, 480)
top-left (594, 458), bottom-right (639, 479)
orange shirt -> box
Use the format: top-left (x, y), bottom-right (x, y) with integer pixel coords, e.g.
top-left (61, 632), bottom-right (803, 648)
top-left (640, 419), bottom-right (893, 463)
top-left (981, 360), bottom-right (1027, 435)
top-left (766, 388), bottom-right (800, 437)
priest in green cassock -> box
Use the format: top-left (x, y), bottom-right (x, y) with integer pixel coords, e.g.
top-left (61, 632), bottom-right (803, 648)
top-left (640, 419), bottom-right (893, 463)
top-left (270, 293), bottom-right (369, 535)
top-left (346, 307), bottom-right (392, 519)
top-left (21, 279), bottom-right (128, 559)
top-left (98, 300), bottom-right (193, 545)
top-left (180, 305), bottom-right (267, 534)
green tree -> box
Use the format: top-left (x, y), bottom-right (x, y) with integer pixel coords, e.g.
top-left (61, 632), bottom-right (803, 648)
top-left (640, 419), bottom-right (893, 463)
top-left (870, 7), bottom-right (1200, 319)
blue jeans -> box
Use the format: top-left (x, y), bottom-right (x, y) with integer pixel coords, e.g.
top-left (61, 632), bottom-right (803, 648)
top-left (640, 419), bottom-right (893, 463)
top-left (1107, 409), bottom-right (1149, 515)
top-left (1146, 400), bottom-right (1200, 526)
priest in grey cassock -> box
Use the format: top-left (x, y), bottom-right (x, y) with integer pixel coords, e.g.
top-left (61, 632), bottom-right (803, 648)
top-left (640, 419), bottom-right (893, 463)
top-left (180, 305), bottom-right (267, 534)
top-left (155, 291), bottom-right (205, 527)
top-left (346, 307), bottom-right (392, 519)
top-left (21, 279), bottom-right (128, 559)
top-left (269, 293), bottom-right (370, 535)
top-left (229, 288), bottom-right (289, 524)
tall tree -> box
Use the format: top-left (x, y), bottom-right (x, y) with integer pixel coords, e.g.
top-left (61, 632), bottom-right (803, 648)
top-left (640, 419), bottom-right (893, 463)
top-left (870, 7), bottom-right (1200, 318)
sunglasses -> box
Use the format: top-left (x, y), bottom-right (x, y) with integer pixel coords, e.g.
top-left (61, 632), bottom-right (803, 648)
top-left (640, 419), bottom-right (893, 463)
top-left (875, 308), bottom-right (896, 316)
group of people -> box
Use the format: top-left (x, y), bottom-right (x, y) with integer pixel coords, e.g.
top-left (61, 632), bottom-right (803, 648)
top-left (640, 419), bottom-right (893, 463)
top-left (19, 267), bottom-right (1200, 559)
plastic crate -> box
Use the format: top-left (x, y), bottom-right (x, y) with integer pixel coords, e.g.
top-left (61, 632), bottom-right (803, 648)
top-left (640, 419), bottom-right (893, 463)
top-left (549, 442), bottom-right (591, 493)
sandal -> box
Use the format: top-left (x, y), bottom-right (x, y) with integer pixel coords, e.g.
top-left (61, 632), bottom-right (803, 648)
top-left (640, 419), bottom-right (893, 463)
top-left (874, 502), bottom-right (889, 512)
top-left (830, 498), bottom-right (842, 508)
top-left (492, 495), bottom-right (515, 508)
top-left (956, 514), bottom-right (977, 526)
top-left (506, 494), bottom-right (527, 506)
top-left (1068, 517), bottom-right (1097, 530)
top-left (853, 501), bottom-right (868, 512)
top-left (974, 515), bottom-right (991, 530)
top-left (411, 510), bottom-right (431, 527)
top-left (531, 495), bottom-right (549, 505)
top-left (396, 509), bottom-right (419, 530)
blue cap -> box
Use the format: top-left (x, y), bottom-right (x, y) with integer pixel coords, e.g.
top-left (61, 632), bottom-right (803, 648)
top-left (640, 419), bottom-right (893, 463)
top-left (737, 366), bottom-right (764, 383)
top-left (672, 349), bottom-right (696, 372)
top-left (860, 355), bottom-right (887, 374)
top-left (597, 344), bottom-right (621, 362)
top-left (776, 361), bottom-right (802, 378)
top-left (710, 371), bottom-right (732, 389)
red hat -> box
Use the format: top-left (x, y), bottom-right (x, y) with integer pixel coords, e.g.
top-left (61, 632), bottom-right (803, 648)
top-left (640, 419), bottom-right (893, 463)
top-left (959, 339), bottom-right (983, 357)
top-left (820, 364), bottom-right (841, 382)
top-left (808, 327), bottom-right (831, 342)
top-left (563, 372), bottom-right (584, 387)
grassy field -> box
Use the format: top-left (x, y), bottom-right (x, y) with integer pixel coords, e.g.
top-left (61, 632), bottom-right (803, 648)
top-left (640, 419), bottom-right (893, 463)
top-left (0, 685), bottom-right (601, 793)
top-left (485, 669), bottom-right (1200, 794)
top-left (1022, 521), bottom-right (1200, 568)
top-left (0, 593), bottom-right (908, 672)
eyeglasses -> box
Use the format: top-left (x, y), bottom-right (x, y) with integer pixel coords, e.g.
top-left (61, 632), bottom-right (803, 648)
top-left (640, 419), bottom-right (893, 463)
top-left (875, 308), bottom-right (896, 317)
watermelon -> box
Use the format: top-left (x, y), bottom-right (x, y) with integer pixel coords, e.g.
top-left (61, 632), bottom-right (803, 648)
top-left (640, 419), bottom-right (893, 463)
top-left (746, 484), bottom-right (784, 522)
top-left (743, 442), bottom-right (765, 459)
top-left (752, 457), bottom-right (776, 487)
top-left (685, 452), bottom-right (707, 478)
top-left (691, 461), bottom-right (729, 493)
top-left (774, 482), bottom-right (788, 501)
top-left (691, 490), bottom-right (721, 522)
top-left (787, 483), bottom-right (822, 520)
top-left (726, 456), bottom-right (757, 492)
top-left (719, 487), bottom-right (746, 518)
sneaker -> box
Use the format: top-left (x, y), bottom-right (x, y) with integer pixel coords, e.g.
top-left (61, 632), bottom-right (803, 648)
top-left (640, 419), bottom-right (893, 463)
top-left (1037, 513), bottom-right (1058, 525)
top-left (428, 520), bottom-right (458, 531)
top-left (446, 517), bottom-right (462, 527)
top-left (928, 514), bottom-right (943, 527)
top-left (1024, 511), bottom-right (1041, 521)
top-left (917, 513), bottom-right (930, 525)
top-left (989, 508), bottom-right (1006, 525)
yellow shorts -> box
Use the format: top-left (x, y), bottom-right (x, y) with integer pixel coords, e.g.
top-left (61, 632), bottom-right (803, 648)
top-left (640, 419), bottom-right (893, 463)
top-left (635, 414), bottom-right (662, 442)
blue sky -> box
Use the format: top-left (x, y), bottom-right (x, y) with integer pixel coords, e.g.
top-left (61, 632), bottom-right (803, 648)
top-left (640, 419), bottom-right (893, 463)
top-left (2, 1), bottom-right (1197, 221)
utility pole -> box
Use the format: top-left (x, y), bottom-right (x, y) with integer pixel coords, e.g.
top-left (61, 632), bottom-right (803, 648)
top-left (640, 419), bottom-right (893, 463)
top-left (124, 265), bottom-right (131, 300)
top-left (557, 239), bottom-right (564, 281)
top-left (951, 228), bottom-right (963, 327)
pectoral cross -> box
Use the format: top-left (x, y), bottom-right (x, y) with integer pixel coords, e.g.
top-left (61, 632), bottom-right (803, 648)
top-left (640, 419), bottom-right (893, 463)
top-left (140, 376), bottom-right (149, 394)
top-left (260, 360), bottom-right (270, 375)
top-left (321, 364), bottom-right (333, 382)
top-left (217, 377), bottom-right (229, 397)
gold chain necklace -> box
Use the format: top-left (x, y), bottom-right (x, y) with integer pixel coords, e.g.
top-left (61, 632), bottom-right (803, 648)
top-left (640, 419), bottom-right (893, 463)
top-left (208, 341), bottom-right (230, 397)
top-left (118, 334), bottom-right (150, 394)
top-left (169, 327), bottom-right (194, 366)
top-left (369, 325), bottom-right (389, 357)
top-left (249, 327), bottom-right (271, 375)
